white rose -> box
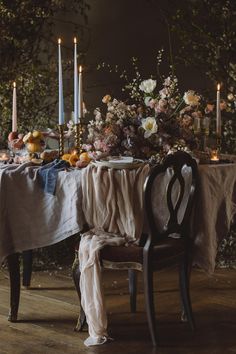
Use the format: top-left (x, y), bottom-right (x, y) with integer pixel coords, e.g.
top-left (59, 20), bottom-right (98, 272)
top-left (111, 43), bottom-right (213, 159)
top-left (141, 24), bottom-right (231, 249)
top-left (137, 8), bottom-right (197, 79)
top-left (141, 117), bottom-right (158, 138)
top-left (183, 90), bottom-right (200, 106)
top-left (139, 79), bottom-right (157, 94)
top-left (227, 93), bottom-right (234, 101)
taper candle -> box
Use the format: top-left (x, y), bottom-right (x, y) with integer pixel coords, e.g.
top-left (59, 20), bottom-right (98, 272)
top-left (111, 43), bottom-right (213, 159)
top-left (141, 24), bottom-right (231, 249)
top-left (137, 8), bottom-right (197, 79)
top-left (74, 37), bottom-right (78, 124)
top-left (78, 65), bottom-right (83, 120)
top-left (12, 82), bottom-right (17, 132)
top-left (58, 38), bottom-right (64, 125)
top-left (216, 83), bottom-right (221, 136)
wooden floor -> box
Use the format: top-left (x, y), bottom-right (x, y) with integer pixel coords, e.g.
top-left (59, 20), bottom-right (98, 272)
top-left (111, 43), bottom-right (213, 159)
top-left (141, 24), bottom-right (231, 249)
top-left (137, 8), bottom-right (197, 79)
top-left (0, 265), bottom-right (235, 354)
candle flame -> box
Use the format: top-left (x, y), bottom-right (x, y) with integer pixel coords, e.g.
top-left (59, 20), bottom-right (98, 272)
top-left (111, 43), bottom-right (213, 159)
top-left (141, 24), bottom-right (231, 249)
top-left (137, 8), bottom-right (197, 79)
top-left (217, 83), bottom-right (220, 91)
top-left (210, 149), bottom-right (219, 161)
top-left (13, 82), bottom-right (16, 88)
top-left (79, 65), bottom-right (82, 73)
top-left (74, 37), bottom-right (77, 44)
top-left (58, 38), bottom-right (61, 44)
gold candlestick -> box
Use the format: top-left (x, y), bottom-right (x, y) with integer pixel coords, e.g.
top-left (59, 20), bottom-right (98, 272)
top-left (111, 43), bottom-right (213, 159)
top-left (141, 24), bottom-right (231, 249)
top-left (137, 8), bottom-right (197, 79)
top-left (58, 124), bottom-right (65, 157)
top-left (74, 122), bottom-right (83, 153)
top-left (216, 135), bottom-right (221, 151)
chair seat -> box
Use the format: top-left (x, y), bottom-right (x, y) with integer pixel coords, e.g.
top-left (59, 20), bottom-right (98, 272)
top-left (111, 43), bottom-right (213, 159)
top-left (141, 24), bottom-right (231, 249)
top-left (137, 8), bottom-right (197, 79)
top-left (100, 237), bottom-right (185, 270)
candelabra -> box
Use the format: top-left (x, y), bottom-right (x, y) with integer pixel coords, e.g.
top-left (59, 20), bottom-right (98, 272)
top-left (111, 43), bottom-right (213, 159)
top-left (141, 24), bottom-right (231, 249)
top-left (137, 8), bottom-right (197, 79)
top-left (216, 134), bottom-right (221, 151)
top-left (74, 122), bottom-right (83, 154)
top-left (58, 124), bottom-right (65, 157)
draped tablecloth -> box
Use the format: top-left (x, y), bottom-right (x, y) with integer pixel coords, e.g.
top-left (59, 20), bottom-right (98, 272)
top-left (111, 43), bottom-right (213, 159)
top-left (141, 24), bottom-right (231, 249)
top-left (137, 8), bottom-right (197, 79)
top-left (0, 159), bottom-right (235, 274)
top-left (0, 163), bottom-right (85, 264)
top-left (192, 162), bottom-right (236, 274)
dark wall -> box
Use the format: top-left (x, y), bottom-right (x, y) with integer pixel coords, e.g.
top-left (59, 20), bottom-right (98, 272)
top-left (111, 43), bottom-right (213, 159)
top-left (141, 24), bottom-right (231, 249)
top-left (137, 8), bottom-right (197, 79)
top-left (59, 0), bottom-right (207, 118)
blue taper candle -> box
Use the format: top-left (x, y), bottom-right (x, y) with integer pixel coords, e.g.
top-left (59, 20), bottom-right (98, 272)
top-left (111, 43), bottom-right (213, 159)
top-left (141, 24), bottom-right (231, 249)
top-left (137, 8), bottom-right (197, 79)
top-left (58, 38), bottom-right (64, 125)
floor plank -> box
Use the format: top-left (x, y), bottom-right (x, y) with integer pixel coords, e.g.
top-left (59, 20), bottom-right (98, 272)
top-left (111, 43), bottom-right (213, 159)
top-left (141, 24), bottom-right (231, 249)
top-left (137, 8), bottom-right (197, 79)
top-left (0, 266), bottom-right (236, 354)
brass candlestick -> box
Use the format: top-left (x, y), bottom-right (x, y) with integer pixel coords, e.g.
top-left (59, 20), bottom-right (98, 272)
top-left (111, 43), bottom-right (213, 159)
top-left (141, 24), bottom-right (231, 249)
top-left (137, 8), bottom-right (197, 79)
top-left (58, 124), bottom-right (65, 157)
top-left (216, 134), bottom-right (221, 149)
top-left (74, 122), bottom-right (83, 153)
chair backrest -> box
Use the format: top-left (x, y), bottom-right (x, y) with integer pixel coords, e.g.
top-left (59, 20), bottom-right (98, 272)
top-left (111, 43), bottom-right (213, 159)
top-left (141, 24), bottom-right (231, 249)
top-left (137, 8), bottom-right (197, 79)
top-left (144, 151), bottom-right (198, 244)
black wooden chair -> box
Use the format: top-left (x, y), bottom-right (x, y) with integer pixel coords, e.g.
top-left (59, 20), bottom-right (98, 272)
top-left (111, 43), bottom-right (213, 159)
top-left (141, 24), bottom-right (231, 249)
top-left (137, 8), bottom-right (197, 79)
top-left (73, 150), bottom-right (198, 345)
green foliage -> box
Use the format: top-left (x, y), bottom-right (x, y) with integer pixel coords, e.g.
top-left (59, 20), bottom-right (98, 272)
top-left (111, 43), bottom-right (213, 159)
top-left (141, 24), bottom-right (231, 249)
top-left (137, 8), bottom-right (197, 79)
top-left (217, 224), bottom-right (236, 268)
top-left (167, 0), bottom-right (236, 91)
top-left (0, 0), bottom-right (90, 143)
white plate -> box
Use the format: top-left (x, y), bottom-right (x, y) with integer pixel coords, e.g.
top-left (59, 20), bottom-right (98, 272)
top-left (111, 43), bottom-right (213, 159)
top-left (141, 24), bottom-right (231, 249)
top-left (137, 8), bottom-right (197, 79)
top-left (92, 157), bottom-right (145, 169)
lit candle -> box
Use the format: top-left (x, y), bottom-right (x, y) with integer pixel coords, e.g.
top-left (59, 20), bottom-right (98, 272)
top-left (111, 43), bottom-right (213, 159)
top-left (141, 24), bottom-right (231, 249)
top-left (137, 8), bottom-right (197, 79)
top-left (78, 65), bottom-right (83, 120)
top-left (210, 149), bottom-right (219, 162)
top-left (12, 82), bottom-right (17, 132)
top-left (216, 83), bottom-right (221, 136)
top-left (74, 37), bottom-right (78, 124)
top-left (58, 38), bottom-right (64, 125)
top-left (0, 152), bottom-right (9, 162)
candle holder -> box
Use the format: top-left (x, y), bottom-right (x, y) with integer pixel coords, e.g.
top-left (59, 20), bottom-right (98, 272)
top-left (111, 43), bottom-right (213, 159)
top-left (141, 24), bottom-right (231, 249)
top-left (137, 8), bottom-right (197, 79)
top-left (216, 134), bottom-right (221, 151)
top-left (58, 124), bottom-right (65, 157)
top-left (74, 122), bottom-right (83, 153)
top-left (193, 117), bottom-right (210, 151)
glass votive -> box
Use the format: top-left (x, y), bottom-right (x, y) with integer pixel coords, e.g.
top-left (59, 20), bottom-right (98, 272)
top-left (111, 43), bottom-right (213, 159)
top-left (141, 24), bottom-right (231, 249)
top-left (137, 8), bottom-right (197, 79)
top-left (193, 117), bottom-right (201, 134)
top-left (210, 148), bottom-right (220, 162)
top-left (202, 117), bottom-right (210, 136)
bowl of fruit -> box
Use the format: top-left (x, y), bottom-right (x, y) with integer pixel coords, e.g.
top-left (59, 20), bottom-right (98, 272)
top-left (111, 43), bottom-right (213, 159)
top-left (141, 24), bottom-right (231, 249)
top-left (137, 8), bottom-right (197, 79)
top-left (23, 130), bottom-right (46, 154)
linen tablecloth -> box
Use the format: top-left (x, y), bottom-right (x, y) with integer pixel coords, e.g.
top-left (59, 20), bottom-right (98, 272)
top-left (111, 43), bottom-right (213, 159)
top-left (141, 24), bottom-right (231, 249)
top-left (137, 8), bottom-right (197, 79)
top-left (0, 163), bottom-right (84, 264)
top-left (192, 162), bottom-right (236, 273)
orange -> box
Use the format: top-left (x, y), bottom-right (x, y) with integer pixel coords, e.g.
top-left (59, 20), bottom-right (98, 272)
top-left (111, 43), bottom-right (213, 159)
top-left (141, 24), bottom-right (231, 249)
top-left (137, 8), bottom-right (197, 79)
top-left (79, 152), bottom-right (91, 162)
top-left (61, 153), bottom-right (71, 162)
top-left (27, 142), bottom-right (42, 153)
top-left (69, 153), bottom-right (79, 167)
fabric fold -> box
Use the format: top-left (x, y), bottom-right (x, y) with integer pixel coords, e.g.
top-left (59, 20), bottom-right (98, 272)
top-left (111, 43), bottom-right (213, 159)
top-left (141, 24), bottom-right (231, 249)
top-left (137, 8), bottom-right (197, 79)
top-left (79, 164), bottom-right (150, 345)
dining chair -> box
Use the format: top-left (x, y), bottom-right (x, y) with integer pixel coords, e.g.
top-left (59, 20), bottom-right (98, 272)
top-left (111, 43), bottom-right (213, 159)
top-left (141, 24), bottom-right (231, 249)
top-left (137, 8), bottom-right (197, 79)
top-left (72, 150), bottom-right (198, 345)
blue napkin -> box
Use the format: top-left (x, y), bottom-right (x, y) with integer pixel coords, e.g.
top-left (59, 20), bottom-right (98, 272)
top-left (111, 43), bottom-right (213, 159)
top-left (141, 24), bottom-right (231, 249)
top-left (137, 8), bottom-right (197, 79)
top-left (38, 159), bottom-right (70, 195)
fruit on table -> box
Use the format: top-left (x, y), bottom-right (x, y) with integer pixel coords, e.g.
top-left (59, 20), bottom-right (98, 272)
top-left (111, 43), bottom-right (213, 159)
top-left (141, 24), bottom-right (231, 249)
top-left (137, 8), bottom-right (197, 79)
top-left (11, 138), bottom-right (24, 150)
top-left (27, 142), bottom-right (43, 153)
top-left (69, 153), bottom-right (80, 167)
top-left (23, 132), bottom-right (34, 144)
top-left (79, 152), bottom-right (91, 162)
top-left (23, 130), bottom-right (45, 153)
top-left (40, 150), bottom-right (58, 163)
top-left (61, 153), bottom-right (71, 162)
top-left (76, 159), bottom-right (89, 168)
top-left (32, 130), bottom-right (43, 139)
top-left (61, 151), bottom-right (92, 168)
top-left (8, 131), bottom-right (18, 142)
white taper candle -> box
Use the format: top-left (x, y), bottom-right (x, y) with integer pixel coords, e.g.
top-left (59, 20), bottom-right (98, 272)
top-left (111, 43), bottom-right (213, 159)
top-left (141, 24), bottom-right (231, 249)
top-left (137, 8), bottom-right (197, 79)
top-left (58, 38), bottom-right (64, 125)
top-left (12, 82), bottom-right (17, 132)
top-left (216, 83), bottom-right (221, 136)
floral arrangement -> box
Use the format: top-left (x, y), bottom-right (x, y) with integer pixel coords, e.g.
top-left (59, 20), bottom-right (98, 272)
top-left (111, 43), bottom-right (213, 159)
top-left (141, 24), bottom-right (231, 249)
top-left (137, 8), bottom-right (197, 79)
top-left (66, 53), bottom-right (236, 160)
top-left (81, 73), bottom-right (215, 160)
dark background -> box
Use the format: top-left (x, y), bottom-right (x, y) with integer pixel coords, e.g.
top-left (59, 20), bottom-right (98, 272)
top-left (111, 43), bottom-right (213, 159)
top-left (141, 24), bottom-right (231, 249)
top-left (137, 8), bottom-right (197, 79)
top-left (58, 0), bottom-right (208, 118)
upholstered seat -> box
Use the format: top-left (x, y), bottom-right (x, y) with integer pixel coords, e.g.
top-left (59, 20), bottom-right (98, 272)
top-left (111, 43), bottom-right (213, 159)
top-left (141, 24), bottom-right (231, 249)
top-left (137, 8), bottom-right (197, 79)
top-left (100, 237), bottom-right (185, 268)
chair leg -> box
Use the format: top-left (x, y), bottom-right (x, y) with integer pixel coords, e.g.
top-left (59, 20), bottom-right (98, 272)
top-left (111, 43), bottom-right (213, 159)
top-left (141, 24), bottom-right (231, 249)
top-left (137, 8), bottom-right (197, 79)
top-left (7, 253), bottom-right (20, 322)
top-left (143, 249), bottom-right (157, 346)
top-left (72, 255), bottom-right (87, 332)
top-left (128, 269), bottom-right (137, 313)
top-left (22, 250), bottom-right (33, 288)
top-left (179, 259), bottom-right (195, 330)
